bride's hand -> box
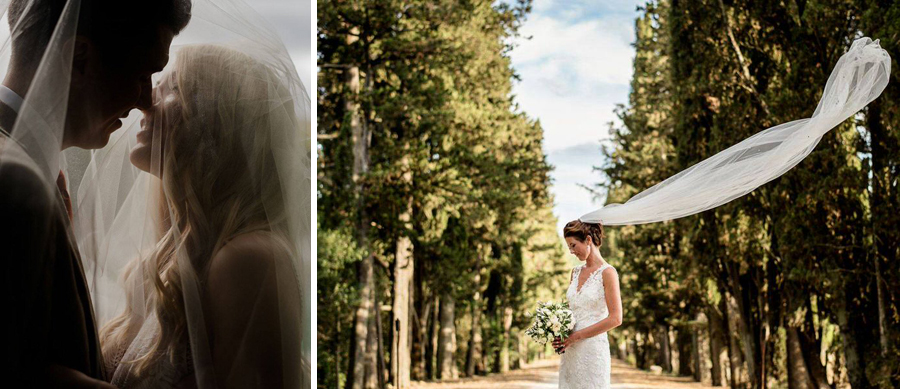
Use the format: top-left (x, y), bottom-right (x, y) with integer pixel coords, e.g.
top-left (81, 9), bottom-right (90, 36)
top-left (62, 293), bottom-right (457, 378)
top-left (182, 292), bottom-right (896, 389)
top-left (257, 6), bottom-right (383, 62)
top-left (553, 332), bottom-right (582, 354)
top-left (552, 336), bottom-right (564, 353)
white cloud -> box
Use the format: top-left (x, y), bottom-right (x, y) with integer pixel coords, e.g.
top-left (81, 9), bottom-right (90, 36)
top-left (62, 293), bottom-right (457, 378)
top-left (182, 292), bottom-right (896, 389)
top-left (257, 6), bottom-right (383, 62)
top-left (509, 0), bottom-right (642, 230)
top-left (513, 15), bottom-right (634, 86)
top-left (510, 12), bottom-right (635, 152)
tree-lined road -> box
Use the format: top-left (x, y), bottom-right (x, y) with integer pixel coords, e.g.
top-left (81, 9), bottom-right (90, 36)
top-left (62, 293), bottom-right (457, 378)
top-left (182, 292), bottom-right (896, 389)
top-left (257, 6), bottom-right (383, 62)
top-left (411, 358), bottom-right (718, 389)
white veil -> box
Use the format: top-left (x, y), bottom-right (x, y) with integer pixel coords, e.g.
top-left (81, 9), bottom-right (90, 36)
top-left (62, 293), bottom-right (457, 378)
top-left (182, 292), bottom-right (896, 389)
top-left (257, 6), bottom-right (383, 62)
top-left (72, 0), bottom-right (310, 387)
top-left (0, 0), bottom-right (178, 385)
top-left (581, 37), bottom-right (890, 225)
top-left (0, 0), bottom-right (84, 381)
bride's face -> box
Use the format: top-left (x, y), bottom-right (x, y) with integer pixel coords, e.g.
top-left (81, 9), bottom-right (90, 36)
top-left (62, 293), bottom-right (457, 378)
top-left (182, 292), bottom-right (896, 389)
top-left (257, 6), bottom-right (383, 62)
top-left (565, 236), bottom-right (591, 261)
top-left (130, 69), bottom-right (182, 175)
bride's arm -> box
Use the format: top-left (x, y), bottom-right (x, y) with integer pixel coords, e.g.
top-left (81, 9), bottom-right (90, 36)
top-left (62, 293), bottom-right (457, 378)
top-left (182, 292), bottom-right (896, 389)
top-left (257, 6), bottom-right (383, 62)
top-left (206, 233), bottom-right (300, 389)
top-left (44, 364), bottom-right (118, 388)
top-left (560, 267), bottom-right (623, 350)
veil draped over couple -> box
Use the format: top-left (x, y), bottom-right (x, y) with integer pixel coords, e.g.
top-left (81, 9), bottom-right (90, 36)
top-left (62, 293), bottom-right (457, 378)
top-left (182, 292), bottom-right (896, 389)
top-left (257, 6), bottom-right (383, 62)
top-left (0, 0), bottom-right (310, 387)
top-left (555, 38), bottom-right (890, 389)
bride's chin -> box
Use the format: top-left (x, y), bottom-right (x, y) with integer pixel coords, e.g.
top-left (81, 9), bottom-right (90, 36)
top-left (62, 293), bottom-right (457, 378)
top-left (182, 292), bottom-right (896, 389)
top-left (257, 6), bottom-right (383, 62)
top-left (129, 144), bottom-right (152, 173)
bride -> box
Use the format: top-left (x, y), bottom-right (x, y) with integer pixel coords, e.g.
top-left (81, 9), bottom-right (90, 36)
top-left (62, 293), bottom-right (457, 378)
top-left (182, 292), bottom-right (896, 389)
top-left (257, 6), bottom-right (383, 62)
top-left (87, 44), bottom-right (306, 388)
top-left (553, 220), bottom-right (622, 389)
top-left (86, 43), bottom-right (306, 388)
top-left (70, 0), bottom-right (310, 387)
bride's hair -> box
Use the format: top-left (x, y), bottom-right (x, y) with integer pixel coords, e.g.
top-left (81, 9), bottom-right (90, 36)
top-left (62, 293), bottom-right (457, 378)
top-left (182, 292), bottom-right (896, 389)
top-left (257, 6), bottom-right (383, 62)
top-left (100, 44), bottom-right (291, 375)
top-left (563, 220), bottom-right (604, 247)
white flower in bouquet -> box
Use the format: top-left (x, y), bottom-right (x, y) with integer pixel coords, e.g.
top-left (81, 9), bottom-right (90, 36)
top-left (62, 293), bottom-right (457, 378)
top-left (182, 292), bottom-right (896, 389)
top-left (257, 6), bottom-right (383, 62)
top-left (525, 301), bottom-right (575, 345)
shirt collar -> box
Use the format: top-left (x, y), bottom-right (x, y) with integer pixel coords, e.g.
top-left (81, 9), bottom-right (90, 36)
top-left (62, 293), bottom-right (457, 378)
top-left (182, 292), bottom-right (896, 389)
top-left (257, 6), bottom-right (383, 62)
top-left (0, 84), bottom-right (23, 114)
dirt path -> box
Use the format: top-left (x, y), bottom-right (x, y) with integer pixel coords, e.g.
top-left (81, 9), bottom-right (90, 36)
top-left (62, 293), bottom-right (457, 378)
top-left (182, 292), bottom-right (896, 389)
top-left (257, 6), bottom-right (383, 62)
top-left (410, 358), bottom-right (718, 389)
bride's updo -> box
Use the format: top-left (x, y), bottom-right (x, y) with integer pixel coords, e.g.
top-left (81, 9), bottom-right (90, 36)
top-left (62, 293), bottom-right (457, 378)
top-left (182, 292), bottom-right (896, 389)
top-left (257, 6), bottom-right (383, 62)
top-left (563, 219), bottom-right (604, 247)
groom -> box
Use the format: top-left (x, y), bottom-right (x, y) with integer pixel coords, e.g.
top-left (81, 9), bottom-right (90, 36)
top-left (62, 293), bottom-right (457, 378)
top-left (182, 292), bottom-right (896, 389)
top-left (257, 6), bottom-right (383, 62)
top-left (0, 0), bottom-right (190, 386)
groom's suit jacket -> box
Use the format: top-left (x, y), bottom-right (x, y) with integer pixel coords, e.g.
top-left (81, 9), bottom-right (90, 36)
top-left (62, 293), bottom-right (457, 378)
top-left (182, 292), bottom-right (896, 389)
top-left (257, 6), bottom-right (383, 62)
top-left (0, 102), bottom-right (106, 385)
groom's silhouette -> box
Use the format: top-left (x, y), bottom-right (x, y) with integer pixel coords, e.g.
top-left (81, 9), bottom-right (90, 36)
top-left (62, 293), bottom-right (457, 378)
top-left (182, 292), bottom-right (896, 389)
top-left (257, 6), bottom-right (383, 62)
top-left (0, 1), bottom-right (190, 386)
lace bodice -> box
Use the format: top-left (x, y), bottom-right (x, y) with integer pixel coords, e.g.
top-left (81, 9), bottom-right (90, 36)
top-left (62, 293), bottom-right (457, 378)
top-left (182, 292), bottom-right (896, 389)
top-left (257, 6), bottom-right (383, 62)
top-left (559, 263), bottom-right (613, 389)
top-left (107, 315), bottom-right (194, 388)
top-left (566, 264), bottom-right (611, 332)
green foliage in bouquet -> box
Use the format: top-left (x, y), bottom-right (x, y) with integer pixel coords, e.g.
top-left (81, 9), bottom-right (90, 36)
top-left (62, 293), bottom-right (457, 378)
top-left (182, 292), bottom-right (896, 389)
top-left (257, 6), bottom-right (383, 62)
top-left (524, 301), bottom-right (575, 345)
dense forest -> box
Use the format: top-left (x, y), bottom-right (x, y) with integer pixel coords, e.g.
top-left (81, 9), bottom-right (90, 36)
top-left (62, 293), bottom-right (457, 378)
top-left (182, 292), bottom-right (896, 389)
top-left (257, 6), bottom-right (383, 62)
top-left (600, 1), bottom-right (900, 388)
top-left (317, 0), bottom-right (900, 388)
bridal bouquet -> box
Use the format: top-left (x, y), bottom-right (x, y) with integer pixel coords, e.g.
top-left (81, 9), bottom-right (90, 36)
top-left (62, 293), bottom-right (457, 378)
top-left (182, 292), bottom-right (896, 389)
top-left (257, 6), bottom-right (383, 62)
top-left (524, 301), bottom-right (575, 345)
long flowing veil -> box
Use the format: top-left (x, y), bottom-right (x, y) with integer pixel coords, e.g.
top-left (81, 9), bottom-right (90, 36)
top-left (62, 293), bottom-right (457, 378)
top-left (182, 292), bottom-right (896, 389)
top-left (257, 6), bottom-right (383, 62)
top-left (71, 0), bottom-right (310, 387)
top-left (581, 37), bottom-right (890, 226)
top-left (0, 0), bottom-right (80, 379)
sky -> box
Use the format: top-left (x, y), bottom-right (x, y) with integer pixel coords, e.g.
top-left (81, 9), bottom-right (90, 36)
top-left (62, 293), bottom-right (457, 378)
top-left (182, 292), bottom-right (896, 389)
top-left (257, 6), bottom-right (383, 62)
top-left (508, 0), bottom-right (644, 232)
top-left (248, 0), bottom-right (312, 95)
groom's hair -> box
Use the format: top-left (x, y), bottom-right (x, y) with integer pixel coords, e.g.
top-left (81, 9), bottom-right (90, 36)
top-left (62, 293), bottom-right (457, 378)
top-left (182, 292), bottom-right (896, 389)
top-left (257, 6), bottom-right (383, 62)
top-left (8, 0), bottom-right (191, 69)
top-left (564, 220), bottom-right (604, 247)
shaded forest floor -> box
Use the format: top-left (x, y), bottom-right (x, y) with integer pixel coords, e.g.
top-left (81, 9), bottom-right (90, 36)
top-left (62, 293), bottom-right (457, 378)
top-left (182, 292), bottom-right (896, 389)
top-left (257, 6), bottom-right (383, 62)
top-left (410, 358), bottom-right (719, 389)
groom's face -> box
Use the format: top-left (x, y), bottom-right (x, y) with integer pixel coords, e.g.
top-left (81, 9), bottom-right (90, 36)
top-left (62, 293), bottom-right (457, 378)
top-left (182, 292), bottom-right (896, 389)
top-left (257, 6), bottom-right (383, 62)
top-left (66, 26), bottom-right (175, 149)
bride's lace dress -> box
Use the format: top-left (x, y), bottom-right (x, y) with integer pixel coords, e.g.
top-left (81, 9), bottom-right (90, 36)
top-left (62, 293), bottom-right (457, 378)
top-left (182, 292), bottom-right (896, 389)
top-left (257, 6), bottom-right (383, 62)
top-left (559, 263), bottom-right (613, 389)
top-left (105, 314), bottom-right (194, 388)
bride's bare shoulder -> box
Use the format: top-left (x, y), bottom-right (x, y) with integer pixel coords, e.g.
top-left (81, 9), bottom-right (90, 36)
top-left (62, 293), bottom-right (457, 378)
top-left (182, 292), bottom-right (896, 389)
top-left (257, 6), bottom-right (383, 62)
top-left (207, 231), bottom-right (290, 292)
top-left (601, 265), bottom-right (618, 282)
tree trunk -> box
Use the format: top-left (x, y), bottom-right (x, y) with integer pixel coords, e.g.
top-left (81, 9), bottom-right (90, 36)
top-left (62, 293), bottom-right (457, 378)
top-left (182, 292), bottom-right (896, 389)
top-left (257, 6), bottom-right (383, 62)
top-left (708, 305), bottom-right (724, 387)
top-left (724, 293), bottom-right (748, 388)
top-left (836, 294), bottom-right (872, 389)
top-left (426, 295), bottom-right (440, 380)
top-left (437, 293), bottom-right (458, 379)
top-left (730, 268), bottom-right (762, 389)
top-left (516, 332), bottom-right (526, 369)
top-left (336, 317), bottom-right (343, 388)
top-left (677, 326), bottom-right (693, 376)
top-left (465, 253), bottom-right (484, 377)
top-left (874, 257), bottom-right (888, 353)
top-left (350, 259), bottom-right (375, 389)
top-left (797, 300), bottom-right (831, 389)
top-left (391, 184), bottom-right (414, 389)
top-left (636, 330), bottom-right (653, 370)
top-left (786, 325), bottom-right (813, 389)
top-left (346, 23), bottom-right (374, 389)
top-left (609, 334), bottom-right (623, 359)
top-left (375, 298), bottom-right (387, 389)
top-left (692, 325), bottom-right (702, 382)
top-left (364, 311), bottom-right (378, 389)
top-left (657, 324), bottom-right (672, 372)
top-left (867, 98), bottom-right (893, 356)
top-left (412, 296), bottom-right (431, 380)
top-left (499, 306), bottom-right (514, 373)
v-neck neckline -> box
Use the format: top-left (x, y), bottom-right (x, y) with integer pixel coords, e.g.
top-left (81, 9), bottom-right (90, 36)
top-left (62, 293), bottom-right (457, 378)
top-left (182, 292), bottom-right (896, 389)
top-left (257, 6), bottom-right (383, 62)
top-left (575, 264), bottom-right (606, 295)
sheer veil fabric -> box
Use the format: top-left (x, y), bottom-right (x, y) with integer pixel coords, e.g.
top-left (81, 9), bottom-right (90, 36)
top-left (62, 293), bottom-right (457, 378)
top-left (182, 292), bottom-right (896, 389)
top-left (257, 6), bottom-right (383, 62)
top-left (0, 0), bottom-right (151, 383)
top-left (69, 0), bottom-right (311, 388)
top-left (581, 37), bottom-right (890, 226)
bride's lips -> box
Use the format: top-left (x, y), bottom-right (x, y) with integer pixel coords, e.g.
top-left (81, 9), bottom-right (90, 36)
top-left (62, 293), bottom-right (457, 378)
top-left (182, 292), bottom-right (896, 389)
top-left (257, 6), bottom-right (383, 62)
top-left (137, 117), bottom-right (156, 144)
